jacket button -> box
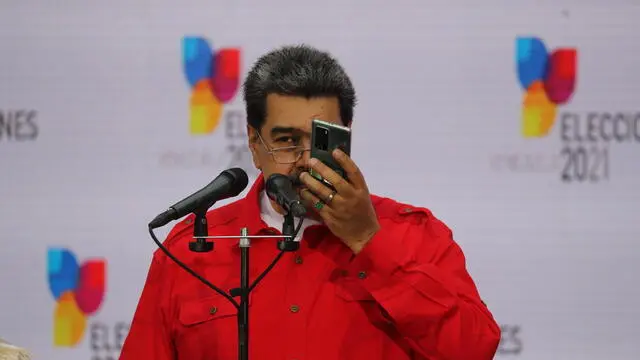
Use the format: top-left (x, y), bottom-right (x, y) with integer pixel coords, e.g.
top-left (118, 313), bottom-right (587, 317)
top-left (294, 256), bottom-right (303, 264)
top-left (402, 207), bottom-right (412, 213)
top-left (289, 304), bottom-right (300, 313)
top-left (358, 271), bottom-right (367, 279)
top-left (209, 307), bottom-right (217, 315)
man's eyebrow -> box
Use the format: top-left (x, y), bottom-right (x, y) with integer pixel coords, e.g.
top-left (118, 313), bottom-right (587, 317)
top-left (269, 127), bottom-right (310, 137)
top-left (270, 127), bottom-right (296, 136)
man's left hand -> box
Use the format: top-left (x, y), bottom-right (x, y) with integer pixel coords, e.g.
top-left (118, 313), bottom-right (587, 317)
top-left (299, 149), bottom-right (380, 254)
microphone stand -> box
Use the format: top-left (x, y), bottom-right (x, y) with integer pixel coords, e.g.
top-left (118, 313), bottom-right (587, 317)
top-left (183, 209), bottom-right (301, 360)
top-left (237, 227), bottom-right (250, 360)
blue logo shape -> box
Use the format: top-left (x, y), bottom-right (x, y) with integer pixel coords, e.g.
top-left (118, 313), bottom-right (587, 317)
top-left (182, 36), bottom-right (215, 88)
top-left (516, 37), bottom-right (549, 90)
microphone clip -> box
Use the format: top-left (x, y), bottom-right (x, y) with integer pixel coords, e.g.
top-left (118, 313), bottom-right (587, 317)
top-left (189, 208), bottom-right (214, 252)
top-left (277, 211), bottom-right (300, 252)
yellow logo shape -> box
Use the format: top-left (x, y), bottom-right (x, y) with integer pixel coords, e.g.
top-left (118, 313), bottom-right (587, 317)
top-left (53, 292), bottom-right (87, 346)
top-left (522, 81), bottom-right (557, 138)
top-left (190, 80), bottom-right (223, 135)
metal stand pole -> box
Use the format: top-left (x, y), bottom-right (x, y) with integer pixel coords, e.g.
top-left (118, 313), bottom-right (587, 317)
top-left (238, 227), bottom-right (250, 360)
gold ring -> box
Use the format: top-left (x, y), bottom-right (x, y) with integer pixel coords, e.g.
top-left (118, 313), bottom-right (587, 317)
top-left (326, 191), bottom-right (336, 204)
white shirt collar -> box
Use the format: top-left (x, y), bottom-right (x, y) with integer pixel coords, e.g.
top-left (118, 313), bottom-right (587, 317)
top-left (259, 190), bottom-right (320, 242)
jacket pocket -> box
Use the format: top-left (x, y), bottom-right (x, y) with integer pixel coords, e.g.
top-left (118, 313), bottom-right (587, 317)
top-left (178, 292), bottom-right (251, 327)
top-left (334, 276), bottom-right (375, 302)
top-left (174, 293), bottom-right (252, 359)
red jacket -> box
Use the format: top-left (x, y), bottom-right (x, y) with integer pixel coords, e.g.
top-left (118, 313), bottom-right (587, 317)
top-left (120, 175), bottom-right (500, 360)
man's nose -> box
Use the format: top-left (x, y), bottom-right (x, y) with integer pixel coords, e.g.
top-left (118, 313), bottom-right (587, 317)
top-left (295, 137), bottom-right (312, 167)
top-left (296, 148), bottom-right (311, 168)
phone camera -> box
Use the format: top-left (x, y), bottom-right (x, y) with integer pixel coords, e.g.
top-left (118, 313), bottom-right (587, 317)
top-left (316, 127), bottom-right (329, 151)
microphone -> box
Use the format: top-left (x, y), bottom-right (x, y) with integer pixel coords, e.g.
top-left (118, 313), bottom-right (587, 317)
top-left (149, 168), bottom-right (249, 229)
top-left (266, 173), bottom-right (307, 217)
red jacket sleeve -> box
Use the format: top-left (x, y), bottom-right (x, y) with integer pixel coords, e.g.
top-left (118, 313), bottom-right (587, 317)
top-left (119, 252), bottom-right (175, 360)
top-left (343, 207), bottom-right (501, 360)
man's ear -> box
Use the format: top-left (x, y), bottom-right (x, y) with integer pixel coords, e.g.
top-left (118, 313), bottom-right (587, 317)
top-left (247, 125), bottom-right (261, 170)
top-left (247, 125), bottom-right (258, 145)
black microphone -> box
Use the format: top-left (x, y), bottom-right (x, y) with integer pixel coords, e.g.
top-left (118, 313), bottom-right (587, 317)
top-left (149, 168), bottom-right (249, 229)
top-left (266, 173), bottom-right (307, 217)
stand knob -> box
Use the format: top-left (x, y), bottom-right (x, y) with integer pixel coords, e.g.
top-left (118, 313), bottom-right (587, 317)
top-left (277, 240), bottom-right (300, 252)
top-left (189, 239), bottom-right (214, 252)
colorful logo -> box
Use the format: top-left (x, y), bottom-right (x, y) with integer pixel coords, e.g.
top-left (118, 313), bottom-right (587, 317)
top-left (182, 36), bottom-right (241, 135)
top-left (516, 37), bottom-right (577, 137)
top-left (47, 248), bottom-right (106, 347)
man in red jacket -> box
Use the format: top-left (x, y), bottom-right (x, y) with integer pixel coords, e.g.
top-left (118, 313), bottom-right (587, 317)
top-left (120, 45), bottom-right (501, 360)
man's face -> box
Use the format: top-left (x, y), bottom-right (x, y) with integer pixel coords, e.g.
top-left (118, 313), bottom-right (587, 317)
top-left (248, 94), bottom-right (343, 215)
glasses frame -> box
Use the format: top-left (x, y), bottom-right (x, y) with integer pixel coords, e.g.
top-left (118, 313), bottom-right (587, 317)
top-left (255, 130), bottom-right (311, 164)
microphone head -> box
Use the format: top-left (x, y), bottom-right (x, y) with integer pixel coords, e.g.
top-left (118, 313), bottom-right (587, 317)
top-left (265, 174), bottom-right (307, 217)
top-left (265, 173), bottom-right (289, 200)
top-left (223, 168), bottom-right (249, 197)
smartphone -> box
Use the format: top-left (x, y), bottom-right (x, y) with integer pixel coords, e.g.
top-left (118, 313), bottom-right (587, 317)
top-left (310, 119), bottom-right (352, 184)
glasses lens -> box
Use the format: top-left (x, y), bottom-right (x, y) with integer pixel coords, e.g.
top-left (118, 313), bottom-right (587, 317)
top-left (273, 148), bottom-right (303, 163)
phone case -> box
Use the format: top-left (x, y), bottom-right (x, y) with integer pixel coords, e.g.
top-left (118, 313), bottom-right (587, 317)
top-left (310, 119), bottom-right (351, 182)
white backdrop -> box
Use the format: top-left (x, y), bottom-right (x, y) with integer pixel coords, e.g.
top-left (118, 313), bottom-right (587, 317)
top-left (1, 0), bottom-right (639, 359)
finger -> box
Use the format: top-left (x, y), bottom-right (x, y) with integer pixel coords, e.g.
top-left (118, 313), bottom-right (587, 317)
top-left (332, 149), bottom-right (366, 189)
top-left (299, 188), bottom-right (333, 218)
top-left (307, 158), bottom-right (352, 195)
top-left (299, 171), bottom-right (340, 204)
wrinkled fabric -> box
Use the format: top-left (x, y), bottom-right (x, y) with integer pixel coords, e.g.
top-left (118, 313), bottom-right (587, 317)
top-left (120, 175), bottom-right (500, 360)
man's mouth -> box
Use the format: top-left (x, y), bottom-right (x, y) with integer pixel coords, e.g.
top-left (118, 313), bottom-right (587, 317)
top-left (288, 172), bottom-right (307, 189)
top-left (288, 172), bottom-right (310, 200)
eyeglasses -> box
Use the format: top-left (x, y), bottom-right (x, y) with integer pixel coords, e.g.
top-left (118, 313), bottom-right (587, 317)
top-left (256, 131), bottom-right (310, 164)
